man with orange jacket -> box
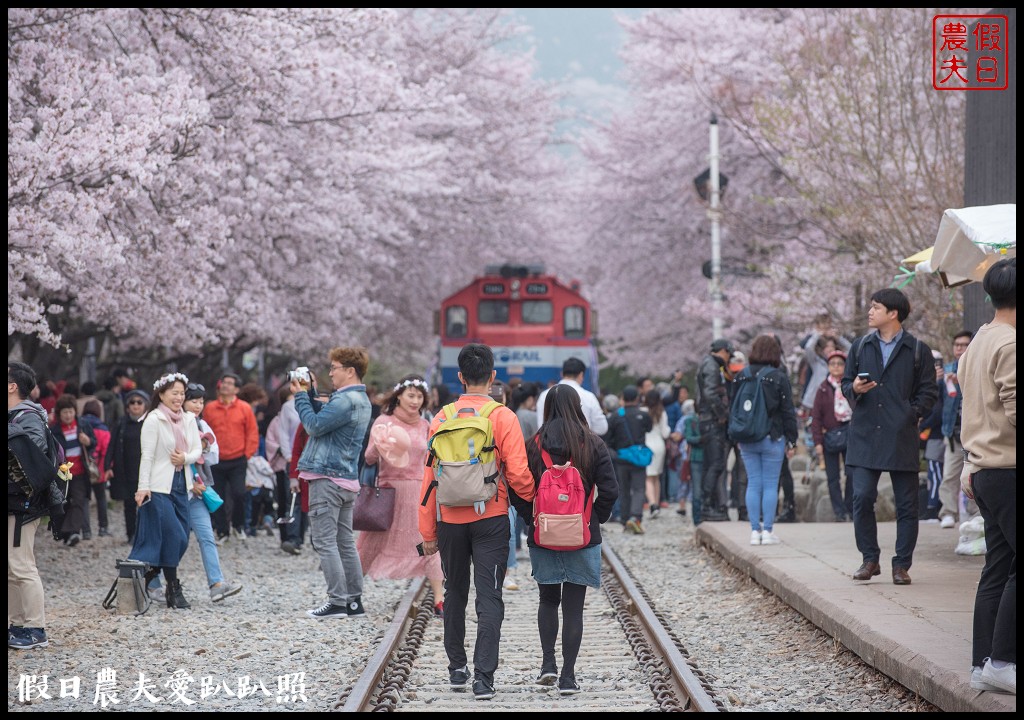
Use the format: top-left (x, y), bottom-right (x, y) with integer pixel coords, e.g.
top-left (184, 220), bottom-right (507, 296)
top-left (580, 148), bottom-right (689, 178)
top-left (202, 373), bottom-right (259, 541)
top-left (419, 344), bottom-right (535, 701)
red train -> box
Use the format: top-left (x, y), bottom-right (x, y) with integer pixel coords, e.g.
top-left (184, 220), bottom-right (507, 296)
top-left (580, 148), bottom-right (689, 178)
top-left (434, 264), bottom-right (599, 395)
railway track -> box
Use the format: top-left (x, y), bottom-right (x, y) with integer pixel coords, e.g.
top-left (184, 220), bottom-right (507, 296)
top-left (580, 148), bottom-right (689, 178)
top-left (337, 544), bottom-right (722, 712)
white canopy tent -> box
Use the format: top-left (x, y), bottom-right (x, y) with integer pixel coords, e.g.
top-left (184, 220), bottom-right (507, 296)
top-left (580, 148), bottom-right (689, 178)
top-left (902, 204), bottom-right (1015, 288)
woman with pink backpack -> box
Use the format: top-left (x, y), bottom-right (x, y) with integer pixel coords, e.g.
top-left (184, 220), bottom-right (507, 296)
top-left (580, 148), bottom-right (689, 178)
top-left (511, 384), bottom-right (618, 697)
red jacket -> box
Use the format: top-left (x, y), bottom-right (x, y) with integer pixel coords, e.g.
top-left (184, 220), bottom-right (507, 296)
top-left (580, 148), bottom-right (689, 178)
top-left (289, 425), bottom-right (311, 513)
top-left (810, 379), bottom-right (845, 446)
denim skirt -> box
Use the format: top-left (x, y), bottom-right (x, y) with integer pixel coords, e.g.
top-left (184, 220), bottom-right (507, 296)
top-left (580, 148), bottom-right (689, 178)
top-left (529, 544), bottom-right (602, 588)
top-left (129, 470), bottom-right (190, 568)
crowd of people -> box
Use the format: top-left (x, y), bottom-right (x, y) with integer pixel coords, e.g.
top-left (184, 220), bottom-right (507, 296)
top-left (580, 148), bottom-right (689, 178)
top-left (8, 262), bottom-right (1015, 697)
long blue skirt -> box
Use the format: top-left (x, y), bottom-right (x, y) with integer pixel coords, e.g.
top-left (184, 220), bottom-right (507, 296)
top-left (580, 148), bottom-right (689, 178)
top-left (129, 470), bottom-right (190, 568)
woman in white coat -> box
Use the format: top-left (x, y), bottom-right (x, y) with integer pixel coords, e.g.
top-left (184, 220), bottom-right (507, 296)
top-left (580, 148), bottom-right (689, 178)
top-left (643, 389), bottom-right (671, 518)
top-left (129, 373), bottom-right (201, 609)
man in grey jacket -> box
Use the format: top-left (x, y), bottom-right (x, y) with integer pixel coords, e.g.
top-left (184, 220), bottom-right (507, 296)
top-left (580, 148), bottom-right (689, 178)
top-left (8, 361), bottom-right (53, 649)
top-left (842, 288), bottom-right (937, 586)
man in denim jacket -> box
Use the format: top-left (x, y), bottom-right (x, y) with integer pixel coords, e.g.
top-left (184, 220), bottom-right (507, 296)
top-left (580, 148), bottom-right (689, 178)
top-left (292, 346), bottom-right (372, 620)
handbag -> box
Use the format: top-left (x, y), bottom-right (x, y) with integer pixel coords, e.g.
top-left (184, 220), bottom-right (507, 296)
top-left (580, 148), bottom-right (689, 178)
top-left (201, 486), bottom-right (225, 513)
top-left (359, 461), bottom-right (379, 487)
top-left (615, 407), bottom-right (654, 467)
top-left (353, 484), bottom-right (395, 532)
top-left (823, 423), bottom-right (849, 454)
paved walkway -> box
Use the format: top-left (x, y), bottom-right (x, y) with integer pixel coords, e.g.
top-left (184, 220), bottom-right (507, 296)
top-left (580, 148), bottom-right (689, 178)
top-left (696, 519), bottom-right (1015, 712)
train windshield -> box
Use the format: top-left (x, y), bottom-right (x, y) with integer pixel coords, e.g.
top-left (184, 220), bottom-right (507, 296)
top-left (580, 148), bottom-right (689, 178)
top-left (521, 300), bottom-right (552, 324)
top-left (478, 300), bottom-right (509, 324)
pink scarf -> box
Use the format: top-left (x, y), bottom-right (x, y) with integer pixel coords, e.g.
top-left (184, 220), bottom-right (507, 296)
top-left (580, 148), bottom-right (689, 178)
top-left (828, 376), bottom-right (852, 423)
top-left (392, 405), bottom-right (422, 426)
top-left (159, 403), bottom-right (189, 464)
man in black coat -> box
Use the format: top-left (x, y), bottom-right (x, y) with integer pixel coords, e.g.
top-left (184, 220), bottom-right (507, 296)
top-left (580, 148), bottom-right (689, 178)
top-left (842, 288), bottom-right (938, 586)
top-left (695, 338), bottom-right (734, 522)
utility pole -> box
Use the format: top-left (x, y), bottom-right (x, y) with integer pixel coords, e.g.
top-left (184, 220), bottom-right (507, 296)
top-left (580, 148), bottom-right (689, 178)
top-left (709, 115), bottom-right (724, 341)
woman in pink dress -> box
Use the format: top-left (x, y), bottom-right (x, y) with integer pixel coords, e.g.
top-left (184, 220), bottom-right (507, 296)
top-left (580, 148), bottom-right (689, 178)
top-left (357, 375), bottom-right (445, 616)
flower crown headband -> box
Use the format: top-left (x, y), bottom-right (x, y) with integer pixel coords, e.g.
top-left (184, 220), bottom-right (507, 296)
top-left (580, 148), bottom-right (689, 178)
top-left (153, 372), bottom-right (189, 391)
top-left (394, 378), bottom-right (429, 393)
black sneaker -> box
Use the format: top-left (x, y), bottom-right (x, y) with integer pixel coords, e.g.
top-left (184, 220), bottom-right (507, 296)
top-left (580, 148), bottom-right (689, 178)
top-left (536, 667), bottom-right (558, 687)
top-left (307, 601), bottom-right (348, 620)
top-left (8, 626), bottom-right (48, 650)
top-left (449, 665), bottom-right (471, 691)
top-left (345, 596), bottom-right (365, 617)
top-left (98, 527), bottom-right (111, 537)
top-left (558, 675), bottom-right (580, 696)
top-left (473, 677), bottom-right (496, 701)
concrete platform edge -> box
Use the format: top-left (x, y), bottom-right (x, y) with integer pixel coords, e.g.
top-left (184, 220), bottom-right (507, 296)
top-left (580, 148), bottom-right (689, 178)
top-left (696, 526), bottom-right (1012, 712)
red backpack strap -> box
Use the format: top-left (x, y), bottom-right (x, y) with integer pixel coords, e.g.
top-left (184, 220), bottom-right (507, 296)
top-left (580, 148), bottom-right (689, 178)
top-left (540, 449), bottom-right (554, 469)
top-left (534, 435), bottom-right (553, 470)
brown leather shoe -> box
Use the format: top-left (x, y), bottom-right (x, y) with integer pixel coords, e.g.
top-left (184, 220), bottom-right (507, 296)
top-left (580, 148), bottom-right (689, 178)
top-left (892, 567), bottom-right (912, 585)
top-left (853, 561), bottom-right (881, 580)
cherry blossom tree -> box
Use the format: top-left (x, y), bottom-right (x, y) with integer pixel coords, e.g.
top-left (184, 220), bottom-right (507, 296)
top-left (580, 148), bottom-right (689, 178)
top-left (9, 8), bottom-right (568, 379)
top-left (574, 8), bottom-right (967, 373)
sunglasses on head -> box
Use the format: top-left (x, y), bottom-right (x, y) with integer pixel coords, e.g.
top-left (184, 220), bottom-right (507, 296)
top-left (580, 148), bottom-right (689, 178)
top-left (187, 383), bottom-right (206, 394)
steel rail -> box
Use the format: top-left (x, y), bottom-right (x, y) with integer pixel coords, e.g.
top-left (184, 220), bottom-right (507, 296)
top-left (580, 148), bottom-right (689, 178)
top-left (337, 577), bottom-right (427, 712)
top-left (601, 543), bottom-right (721, 712)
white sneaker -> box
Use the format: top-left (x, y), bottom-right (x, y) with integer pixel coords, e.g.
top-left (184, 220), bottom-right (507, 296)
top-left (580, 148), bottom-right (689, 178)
top-left (940, 515), bottom-right (957, 529)
top-left (750, 530), bottom-right (762, 545)
top-left (502, 575), bottom-right (520, 591)
top-left (760, 532), bottom-right (781, 545)
top-left (971, 666), bottom-right (1003, 692)
top-left (980, 658), bottom-right (1016, 694)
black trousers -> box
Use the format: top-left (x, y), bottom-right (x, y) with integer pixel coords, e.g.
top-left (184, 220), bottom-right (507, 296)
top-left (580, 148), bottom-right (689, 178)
top-left (60, 473), bottom-right (90, 537)
top-left (613, 461), bottom-right (647, 522)
top-left (211, 456), bottom-right (248, 536)
top-left (438, 514), bottom-right (510, 683)
top-left (122, 499), bottom-right (137, 542)
top-left (83, 479), bottom-right (108, 531)
top-left (823, 450), bottom-right (853, 519)
top-left (700, 420), bottom-right (729, 513)
top-left (972, 468), bottom-right (1016, 666)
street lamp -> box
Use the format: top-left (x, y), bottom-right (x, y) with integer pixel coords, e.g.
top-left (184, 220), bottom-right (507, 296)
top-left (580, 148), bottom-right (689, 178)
top-left (693, 115), bottom-right (728, 341)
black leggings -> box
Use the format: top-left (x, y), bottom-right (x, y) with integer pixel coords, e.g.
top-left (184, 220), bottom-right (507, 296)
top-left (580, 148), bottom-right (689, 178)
top-left (538, 582), bottom-right (588, 678)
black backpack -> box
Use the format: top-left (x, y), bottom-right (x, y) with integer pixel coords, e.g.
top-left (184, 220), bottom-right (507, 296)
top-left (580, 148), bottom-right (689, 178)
top-left (8, 409), bottom-right (67, 546)
top-left (727, 367), bottom-right (773, 444)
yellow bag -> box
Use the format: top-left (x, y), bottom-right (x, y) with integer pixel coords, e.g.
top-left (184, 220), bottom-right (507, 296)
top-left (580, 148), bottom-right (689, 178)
top-left (422, 401), bottom-right (501, 515)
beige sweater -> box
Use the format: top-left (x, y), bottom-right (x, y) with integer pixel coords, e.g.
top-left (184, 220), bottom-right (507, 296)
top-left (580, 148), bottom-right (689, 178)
top-left (959, 321), bottom-right (1016, 471)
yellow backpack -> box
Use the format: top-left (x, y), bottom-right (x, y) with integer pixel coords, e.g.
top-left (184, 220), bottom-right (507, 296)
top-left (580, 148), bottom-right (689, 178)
top-left (421, 401), bottom-right (502, 516)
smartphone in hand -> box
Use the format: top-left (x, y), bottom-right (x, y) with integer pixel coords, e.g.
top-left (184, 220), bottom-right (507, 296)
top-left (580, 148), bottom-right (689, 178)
top-left (856, 372), bottom-right (871, 382)
top-left (415, 542), bottom-right (425, 557)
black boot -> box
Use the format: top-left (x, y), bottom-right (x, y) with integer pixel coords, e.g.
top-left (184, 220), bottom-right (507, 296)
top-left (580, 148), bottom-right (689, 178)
top-left (776, 503), bottom-right (797, 523)
top-left (167, 579), bottom-right (191, 609)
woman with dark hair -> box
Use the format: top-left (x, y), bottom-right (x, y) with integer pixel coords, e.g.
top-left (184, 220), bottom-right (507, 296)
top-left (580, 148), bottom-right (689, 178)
top-left (738, 335), bottom-right (799, 546)
top-left (106, 388), bottom-right (150, 543)
top-left (81, 399), bottom-right (111, 537)
top-left (810, 351), bottom-right (854, 522)
top-left (642, 389), bottom-right (670, 519)
top-left (513, 383), bottom-right (619, 696)
top-left (50, 394), bottom-right (96, 546)
top-left (130, 373), bottom-right (201, 609)
top-left (356, 375), bottom-right (445, 615)
top-left (425, 383), bottom-right (453, 422)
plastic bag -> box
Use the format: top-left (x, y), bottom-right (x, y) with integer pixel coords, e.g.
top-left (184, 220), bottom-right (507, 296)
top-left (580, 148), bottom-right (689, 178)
top-left (954, 515), bottom-right (986, 556)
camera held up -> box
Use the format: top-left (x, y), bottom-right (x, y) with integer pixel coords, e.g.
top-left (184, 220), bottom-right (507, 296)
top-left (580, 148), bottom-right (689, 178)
top-left (289, 366), bottom-right (312, 385)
